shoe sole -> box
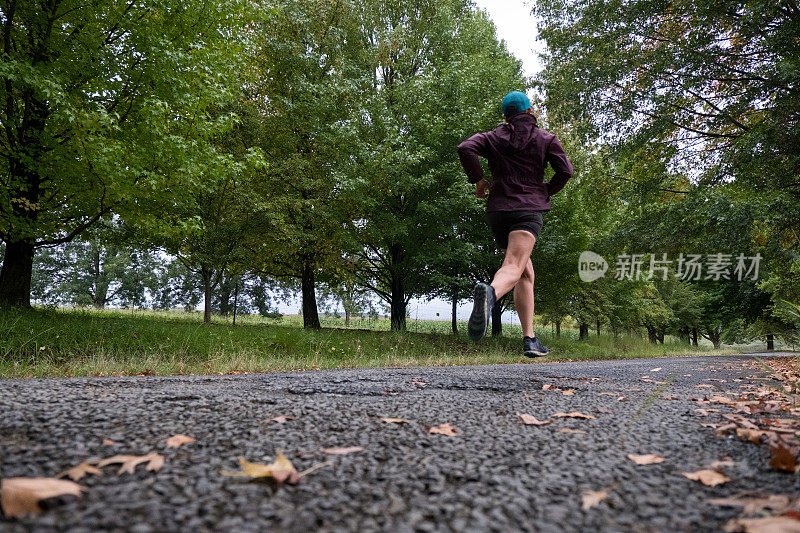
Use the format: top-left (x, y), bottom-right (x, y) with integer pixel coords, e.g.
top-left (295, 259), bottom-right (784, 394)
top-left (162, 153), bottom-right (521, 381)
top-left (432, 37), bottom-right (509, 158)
top-left (468, 284), bottom-right (491, 342)
top-left (523, 350), bottom-right (549, 358)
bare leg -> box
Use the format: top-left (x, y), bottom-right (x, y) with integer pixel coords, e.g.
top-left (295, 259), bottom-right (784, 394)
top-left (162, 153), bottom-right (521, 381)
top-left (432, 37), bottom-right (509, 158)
top-left (514, 259), bottom-right (535, 338)
top-left (490, 230), bottom-right (536, 299)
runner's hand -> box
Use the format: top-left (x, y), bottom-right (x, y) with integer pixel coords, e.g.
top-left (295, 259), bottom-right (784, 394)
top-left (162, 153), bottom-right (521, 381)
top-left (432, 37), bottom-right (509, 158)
top-left (476, 178), bottom-right (489, 199)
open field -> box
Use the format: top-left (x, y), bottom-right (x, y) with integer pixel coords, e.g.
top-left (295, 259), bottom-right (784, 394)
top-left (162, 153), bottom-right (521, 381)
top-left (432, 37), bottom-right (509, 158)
top-left (0, 307), bottom-right (744, 379)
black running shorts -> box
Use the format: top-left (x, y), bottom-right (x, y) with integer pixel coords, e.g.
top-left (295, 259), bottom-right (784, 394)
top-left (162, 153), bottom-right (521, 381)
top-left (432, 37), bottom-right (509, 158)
top-left (487, 210), bottom-right (544, 250)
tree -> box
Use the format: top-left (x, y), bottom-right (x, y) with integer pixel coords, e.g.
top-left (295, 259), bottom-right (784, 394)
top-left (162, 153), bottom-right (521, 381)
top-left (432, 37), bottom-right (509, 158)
top-left (345, 0), bottom-right (528, 331)
top-left (0, 0), bottom-right (255, 306)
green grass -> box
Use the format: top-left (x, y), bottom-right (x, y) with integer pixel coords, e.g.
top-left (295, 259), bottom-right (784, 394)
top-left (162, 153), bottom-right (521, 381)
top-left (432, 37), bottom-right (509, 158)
top-left (0, 307), bottom-right (728, 379)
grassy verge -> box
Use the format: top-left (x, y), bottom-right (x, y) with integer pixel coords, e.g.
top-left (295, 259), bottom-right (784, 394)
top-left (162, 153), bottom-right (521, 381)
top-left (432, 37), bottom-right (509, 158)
top-left (0, 307), bottom-right (731, 379)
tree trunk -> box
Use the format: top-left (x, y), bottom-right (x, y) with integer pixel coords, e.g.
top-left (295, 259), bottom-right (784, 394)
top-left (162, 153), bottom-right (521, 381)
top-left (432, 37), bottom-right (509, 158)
top-left (692, 327), bottom-right (698, 346)
top-left (579, 323), bottom-right (589, 340)
top-left (703, 326), bottom-right (722, 349)
top-left (555, 321), bottom-right (561, 338)
top-left (301, 258), bottom-right (321, 330)
top-left (766, 333), bottom-right (774, 350)
top-left (491, 298), bottom-right (503, 337)
top-left (201, 266), bottom-right (213, 324)
top-left (646, 325), bottom-right (658, 344)
top-left (657, 329), bottom-right (665, 344)
top-left (596, 320), bottom-right (601, 337)
top-left (451, 288), bottom-right (458, 335)
top-left (0, 240), bottom-right (35, 307)
top-left (232, 282), bottom-right (239, 326)
top-left (345, 306), bottom-right (351, 327)
top-left (389, 282), bottom-right (406, 332)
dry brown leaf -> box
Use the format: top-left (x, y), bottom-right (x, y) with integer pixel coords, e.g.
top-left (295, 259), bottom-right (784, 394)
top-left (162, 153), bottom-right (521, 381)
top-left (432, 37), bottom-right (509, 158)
top-left (709, 494), bottom-right (798, 515)
top-left (581, 490), bottom-right (608, 510)
top-left (517, 413), bottom-right (553, 426)
top-left (102, 439), bottom-right (117, 446)
top-left (661, 395), bottom-right (679, 400)
top-left (382, 390), bottom-right (400, 396)
top-left (723, 516), bottom-right (800, 533)
top-left (542, 384), bottom-right (557, 390)
top-left (165, 435), bottom-right (195, 448)
top-left (1, 478), bottom-right (84, 517)
top-left (221, 451), bottom-right (301, 484)
top-left (410, 381), bottom-right (427, 387)
top-left (97, 453), bottom-right (164, 475)
top-left (769, 445), bottom-right (800, 473)
top-left (696, 384), bottom-right (715, 388)
top-left (694, 408), bottom-right (720, 417)
top-left (377, 417), bottom-right (411, 424)
top-left (709, 460), bottom-right (736, 470)
top-left (271, 415), bottom-right (295, 423)
top-left (651, 367), bottom-right (662, 372)
top-left (627, 454), bottom-right (665, 465)
top-left (598, 392), bottom-right (617, 396)
top-left (321, 446), bottom-right (364, 455)
top-left (558, 428), bottom-right (586, 434)
top-left (596, 407), bottom-right (614, 414)
top-left (618, 396), bottom-right (630, 402)
top-left (701, 423), bottom-right (720, 428)
top-left (683, 469), bottom-right (731, 486)
top-left (427, 423), bottom-right (458, 436)
top-left (552, 412), bottom-right (596, 420)
top-left (562, 389), bottom-right (575, 396)
top-left (57, 461), bottom-right (102, 482)
top-left (709, 395), bottom-right (736, 405)
top-left (736, 428), bottom-right (765, 445)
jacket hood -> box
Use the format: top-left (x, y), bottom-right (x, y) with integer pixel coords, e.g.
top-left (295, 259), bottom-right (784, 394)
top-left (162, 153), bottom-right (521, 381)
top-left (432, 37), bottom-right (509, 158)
top-left (496, 113), bottom-right (538, 151)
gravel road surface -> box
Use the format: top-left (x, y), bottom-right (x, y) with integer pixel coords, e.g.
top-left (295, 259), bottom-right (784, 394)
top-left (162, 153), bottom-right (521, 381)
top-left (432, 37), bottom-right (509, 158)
top-left (1, 354), bottom-right (798, 532)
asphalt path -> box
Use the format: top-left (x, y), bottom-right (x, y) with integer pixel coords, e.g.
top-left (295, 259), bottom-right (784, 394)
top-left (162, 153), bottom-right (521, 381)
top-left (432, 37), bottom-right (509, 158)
top-left (1, 354), bottom-right (798, 532)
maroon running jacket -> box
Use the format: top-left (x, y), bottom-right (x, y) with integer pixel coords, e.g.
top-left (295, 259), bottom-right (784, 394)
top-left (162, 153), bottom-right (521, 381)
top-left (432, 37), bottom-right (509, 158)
top-left (457, 113), bottom-right (573, 212)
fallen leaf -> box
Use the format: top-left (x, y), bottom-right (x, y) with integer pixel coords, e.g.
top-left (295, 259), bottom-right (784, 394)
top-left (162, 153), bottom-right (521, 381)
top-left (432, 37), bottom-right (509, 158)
top-left (97, 453), bottom-right (164, 475)
top-left (542, 384), bottom-right (557, 390)
top-left (596, 407), bottom-right (614, 414)
top-left (321, 446), bottom-right (364, 455)
top-left (723, 516), bottom-right (800, 533)
top-left (769, 445), bottom-right (800, 473)
top-left (382, 390), bottom-right (400, 395)
top-left (165, 435), bottom-right (195, 448)
top-left (696, 384), bottom-right (715, 389)
top-left (709, 395), bottom-right (736, 405)
top-left (57, 461), bottom-right (102, 481)
top-left (617, 396), bottom-right (630, 402)
top-left (221, 451), bottom-right (301, 484)
top-left (1, 478), bottom-right (84, 517)
top-left (581, 490), bottom-right (608, 510)
top-left (709, 460), bottom-right (736, 470)
top-left (598, 392), bottom-right (617, 396)
top-left (102, 439), bottom-right (117, 446)
top-left (517, 413), bottom-right (552, 426)
top-left (736, 428), bottom-right (765, 445)
top-left (651, 367), bottom-right (662, 372)
top-left (271, 416), bottom-right (295, 423)
top-left (709, 494), bottom-right (798, 515)
top-left (427, 423), bottom-right (458, 436)
top-left (701, 423), bottom-right (720, 428)
top-left (694, 408), bottom-right (720, 417)
top-left (561, 389), bottom-right (575, 396)
top-left (627, 454), bottom-right (665, 465)
top-left (552, 412), bottom-right (596, 420)
top-left (410, 381), bottom-right (427, 387)
top-left (558, 428), bottom-right (586, 434)
top-left (683, 469), bottom-right (731, 486)
top-left (377, 417), bottom-right (410, 424)
top-left (661, 395), bottom-right (679, 400)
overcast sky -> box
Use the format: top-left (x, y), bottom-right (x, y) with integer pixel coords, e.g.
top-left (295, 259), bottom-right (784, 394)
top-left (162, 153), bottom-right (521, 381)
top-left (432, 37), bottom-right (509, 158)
top-left (473, 0), bottom-right (544, 78)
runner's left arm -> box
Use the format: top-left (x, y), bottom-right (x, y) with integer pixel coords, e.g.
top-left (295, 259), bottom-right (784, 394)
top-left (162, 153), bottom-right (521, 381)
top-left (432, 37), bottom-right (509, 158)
top-left (457, 133), bottom-right (491, 184)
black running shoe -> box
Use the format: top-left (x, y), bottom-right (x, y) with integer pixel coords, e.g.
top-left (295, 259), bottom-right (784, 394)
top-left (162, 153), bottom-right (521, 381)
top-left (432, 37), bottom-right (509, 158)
top-left (468, 283), bottom-right (496, 342)
top-left (523, 336), bottom-right (549, 357)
